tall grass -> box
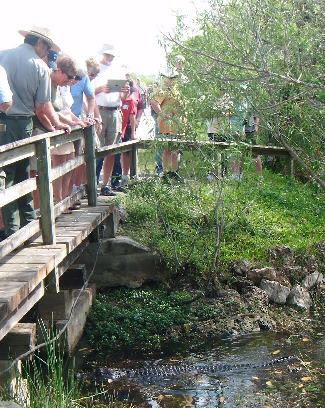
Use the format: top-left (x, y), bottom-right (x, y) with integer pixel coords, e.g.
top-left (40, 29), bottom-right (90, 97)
top-left (0, 326), bottom-right (132, 407)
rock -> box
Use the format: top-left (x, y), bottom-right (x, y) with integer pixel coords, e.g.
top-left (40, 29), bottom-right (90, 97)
top-left (101, 236), bottom-right (151, 255)
top-left (315, 241), bottom-right (325, 262)
top-left (257, 317), bottom-right (275, 331)
top-left (77, 236), bottom-right (166, 288)
top-left (233, 314), bottom-right (261, 334)
top-left (287, 285), bottom-right (312, 310)
top-left (303, 255), bottom-right (319, 274)
top-left (268, 246), bottom-right (295, 267)
top-left (118, 206), bottom-right (127, 223)
top-left (231, 277), bottom-right (255, 294)
top-left (302, 272), bottom-right (324, 290)
top-left (260, 279), bottom-right (291, 304)
top-left (282, 265), bottom-right (309, 283)
top-left (230, 259), bottom-right (252, 276)
top-left (247, 267), bottom-right (277, 284)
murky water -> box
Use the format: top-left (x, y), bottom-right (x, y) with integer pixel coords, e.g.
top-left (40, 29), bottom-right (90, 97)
top-left (80, 332), bottom-right (325, 407)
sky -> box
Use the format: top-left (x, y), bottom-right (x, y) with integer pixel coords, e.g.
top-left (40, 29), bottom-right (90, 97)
top-left (0, 0), bottom-right (207, 77)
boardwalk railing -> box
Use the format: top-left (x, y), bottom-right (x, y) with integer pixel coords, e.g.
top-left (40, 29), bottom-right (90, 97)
top-left (0, 125), bottom-right (290, 259)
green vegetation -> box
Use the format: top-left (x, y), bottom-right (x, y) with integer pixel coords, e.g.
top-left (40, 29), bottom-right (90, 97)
top-left (165, 0), bottom-right (325, 185)
top-left (85, 287), bottom-right (243, 357)
top-left (121, 153), bottom-right (324, 284)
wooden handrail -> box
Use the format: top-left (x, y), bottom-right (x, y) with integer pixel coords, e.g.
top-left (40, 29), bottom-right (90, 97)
top-left (0, 124), bottom-right (292, 257)
top-left (0, 178), bottom-right (37, 208)
top-left (51, 155), bottom-right (85, 181)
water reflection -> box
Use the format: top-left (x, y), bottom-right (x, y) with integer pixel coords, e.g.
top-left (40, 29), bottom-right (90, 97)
top-left (82, 332), bottom-right (325, 407)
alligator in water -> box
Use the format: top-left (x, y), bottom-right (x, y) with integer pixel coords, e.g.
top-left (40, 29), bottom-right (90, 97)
top-left (83, 355), bottom-right (297, 383)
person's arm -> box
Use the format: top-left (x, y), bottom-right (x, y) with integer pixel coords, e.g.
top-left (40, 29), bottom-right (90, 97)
top-left (58, 111), bottom-right (84, 127)
top-left (135, 93), bottom-right (144, 127)
top-left (95, 85), bottom-right (109, 94)
top-left (129, 113), bottom-right (136, 140)
top-left (150, 100), bottom-right (161, 114)
top-left (0, 66), bottom-right (13, 112)
top-left (35, 102), bottom-right (71, 133)
top-left (0, 101), bottom-right (12, 112)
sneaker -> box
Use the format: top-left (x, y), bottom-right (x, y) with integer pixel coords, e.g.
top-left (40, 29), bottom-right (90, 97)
top-left (100, 186), bottom-right (117, 196)
top-left (113, 175), bottom-right (129, 192)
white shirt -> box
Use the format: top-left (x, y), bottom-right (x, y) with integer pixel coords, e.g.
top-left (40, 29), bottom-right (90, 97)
top-left (92, 63), bottom-right (122, 107)
top-left (0, 65), bottom-right (12, 105)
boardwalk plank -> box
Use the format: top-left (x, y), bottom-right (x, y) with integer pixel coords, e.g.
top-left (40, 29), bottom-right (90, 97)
top-left (0, 283), bottom-right (44, 342)
top-left (0, 255), bottom-right (56, 273)
top-left (0, 281), bottom-right (30, 319)
top-left (0, 270), bottom-right (42, 291)
top-left (0, 204), bottom-right (112, 339)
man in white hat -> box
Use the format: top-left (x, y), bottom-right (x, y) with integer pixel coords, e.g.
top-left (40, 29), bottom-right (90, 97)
top-left (92, 44), bottom-right (126, 196)
top-left (0, 26), bottom-right (70, 237)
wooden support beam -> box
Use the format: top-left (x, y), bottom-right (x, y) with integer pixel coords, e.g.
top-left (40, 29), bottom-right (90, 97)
top-left (59, 264), bottom-right (86, 290)
top-left (56, 286), bottom-right (94, 354)
top-left (0, 178), bottom-right (37, 209)
top-left (130, 144), bottom-right (138, 178)
top-left (0, 323), bottom-right (36, 360)
top-left (36, 138), bottom-right (56, 245)
top-left (84, 125), bottom-right (97, 207)
top-left (44, 239), bottom-right (89, 293)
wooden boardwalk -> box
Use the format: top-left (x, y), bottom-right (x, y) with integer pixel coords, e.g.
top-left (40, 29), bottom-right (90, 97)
top-left (0, 124), bottom-right (293, 366)
top-left (0, 199), bottom-right (113, 342)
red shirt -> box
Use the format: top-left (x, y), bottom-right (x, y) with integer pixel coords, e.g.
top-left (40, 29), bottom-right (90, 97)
top-left (121, 96), bottom-right (137, 138)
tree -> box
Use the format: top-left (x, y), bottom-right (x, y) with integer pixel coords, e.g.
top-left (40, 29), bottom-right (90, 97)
top-left (163, 0), bottom-right (325, 187)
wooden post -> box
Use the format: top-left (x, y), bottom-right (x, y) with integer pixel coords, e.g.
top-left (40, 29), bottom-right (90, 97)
top-left (36, 138), bottom-right (56, 245)
top-left (130, 144), bottom-right (138, 178)
top-left (84, 125), bottom-right (97, 206)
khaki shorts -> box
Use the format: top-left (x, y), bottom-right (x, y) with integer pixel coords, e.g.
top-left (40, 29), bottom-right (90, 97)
top-left (98, 109), bottom-right (122, 147)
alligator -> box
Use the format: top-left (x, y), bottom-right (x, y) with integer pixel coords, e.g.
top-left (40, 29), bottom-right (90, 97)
top-left (87, 355), bottom-right (297, 383)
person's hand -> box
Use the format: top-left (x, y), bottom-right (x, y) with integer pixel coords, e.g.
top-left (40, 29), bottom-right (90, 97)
top-left (131, 132), bottom-right (137, 140)
top-left (96, 85), bottom-right (110, 93)
top-left (55, 122), bottom-right (71, 134)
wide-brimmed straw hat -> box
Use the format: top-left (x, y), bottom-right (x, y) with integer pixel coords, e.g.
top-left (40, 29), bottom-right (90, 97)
top-left (18, 26), bottom-right (61, 52)
top-left (98, 44), bottom-right (117, 57)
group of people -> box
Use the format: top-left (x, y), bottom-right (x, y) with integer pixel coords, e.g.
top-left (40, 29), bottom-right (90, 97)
top-left (0, 25), bottom-right (262, 240)
top-left (0, 26), bottom-right (148, 239)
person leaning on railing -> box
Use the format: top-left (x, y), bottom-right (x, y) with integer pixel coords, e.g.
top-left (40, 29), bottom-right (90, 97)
top-left (34, 54), bottom-right (83, 206)
top-left (0, 26), bottom-right (70, 238)
top-left (0, 65), bottom-right (13, 194)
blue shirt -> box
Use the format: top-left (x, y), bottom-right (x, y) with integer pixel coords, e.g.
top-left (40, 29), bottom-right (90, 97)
top-left (70, 75), bottom-right (94, 117)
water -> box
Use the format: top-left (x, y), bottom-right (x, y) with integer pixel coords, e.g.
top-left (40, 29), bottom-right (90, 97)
top-left (80, 332), bottom-right (325, 407)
